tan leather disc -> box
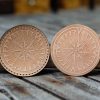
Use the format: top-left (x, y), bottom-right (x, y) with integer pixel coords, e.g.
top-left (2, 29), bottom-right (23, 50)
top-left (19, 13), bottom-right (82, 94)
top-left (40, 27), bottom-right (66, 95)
top-left (51, 24), bottom-right (100, 76)
top-left (0, 25), bottom-right (49, 76)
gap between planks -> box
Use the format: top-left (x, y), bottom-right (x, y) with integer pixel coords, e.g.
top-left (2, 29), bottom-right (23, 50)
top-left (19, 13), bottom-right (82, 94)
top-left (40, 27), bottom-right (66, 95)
top-left (0, 73), bottom-right (61, 100)
top-left (19, 68), bottom-right (100, 100)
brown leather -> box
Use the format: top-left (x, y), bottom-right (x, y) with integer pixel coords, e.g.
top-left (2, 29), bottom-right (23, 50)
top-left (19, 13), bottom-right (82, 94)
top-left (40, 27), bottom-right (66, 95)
top-left (0, 25), bottom-right (50, 76)
top-left (51, 24), bottom-right (100, 76)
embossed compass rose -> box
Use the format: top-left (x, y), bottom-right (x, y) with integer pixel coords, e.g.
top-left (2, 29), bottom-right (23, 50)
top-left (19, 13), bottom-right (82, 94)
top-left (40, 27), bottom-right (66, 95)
top-left (51, 24), bottom-right (100, 76)
top-left (0, 25), bottom-right (49, 76)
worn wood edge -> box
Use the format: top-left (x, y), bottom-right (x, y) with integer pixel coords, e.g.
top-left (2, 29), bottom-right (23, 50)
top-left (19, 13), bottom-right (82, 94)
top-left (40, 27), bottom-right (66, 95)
top-left (0, 74), bottom-right (60, 100)
top-left (24, 70), bottom-right (100, 100)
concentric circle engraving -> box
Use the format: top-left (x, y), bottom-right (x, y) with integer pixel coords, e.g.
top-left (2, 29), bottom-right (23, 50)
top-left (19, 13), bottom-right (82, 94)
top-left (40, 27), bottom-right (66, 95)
top-left (51, 24), bottom-right (100, 76)
top-left (0, 25), bottom-right (49, 76)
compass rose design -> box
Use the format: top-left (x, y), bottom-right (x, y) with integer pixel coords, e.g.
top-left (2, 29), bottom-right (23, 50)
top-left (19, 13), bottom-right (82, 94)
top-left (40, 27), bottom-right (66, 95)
top-left (51, 25), bottom-right (99, 76)
top-left (1, 25), bottom-right (49, 76)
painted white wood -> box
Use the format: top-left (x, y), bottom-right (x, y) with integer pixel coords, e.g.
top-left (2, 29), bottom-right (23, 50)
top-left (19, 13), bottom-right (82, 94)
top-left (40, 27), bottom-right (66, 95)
top-left (0, 74), bottom-right (60, 100)
top-left (25, 71), bottom-right (100, 100)
top-left (88, 75), bottom-right (100, 82)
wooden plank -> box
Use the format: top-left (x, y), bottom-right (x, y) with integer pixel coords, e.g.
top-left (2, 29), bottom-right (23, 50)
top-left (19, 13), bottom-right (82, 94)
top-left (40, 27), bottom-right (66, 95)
top-left (88, 75), bottom-right (100, 82)
top-left (0, 73), bottom-right (60, 100)
top-left (0, 9), bottom-right (100, 100)
top-left (0, 86), bottom-right (17, 100)
top-left (24, 68), bottom-right (100, 100)
top-left (0, 92), bottom-right (10, 100)
top-left (86, 69), bottom-right (100, 82)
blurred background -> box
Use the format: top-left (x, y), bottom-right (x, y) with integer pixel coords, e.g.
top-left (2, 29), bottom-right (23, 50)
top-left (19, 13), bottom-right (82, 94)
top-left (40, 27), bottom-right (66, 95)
top-left (0, 0), bottom-right (100, 14)
top-left (0, 0), bottom-right (100, 69)
top-left (0, 0), bottom-right (100, 40)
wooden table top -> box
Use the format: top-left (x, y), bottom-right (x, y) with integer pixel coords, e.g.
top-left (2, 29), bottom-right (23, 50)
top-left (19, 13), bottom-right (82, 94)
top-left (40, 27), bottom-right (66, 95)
top-left (0, 8), bottom-right (100, 100)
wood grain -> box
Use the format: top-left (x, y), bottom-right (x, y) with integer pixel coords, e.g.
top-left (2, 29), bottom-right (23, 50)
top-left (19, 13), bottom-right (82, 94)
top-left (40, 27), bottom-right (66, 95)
top-left (0, 8), bottom-right (100, 99)
top-left (24, 69), bottom-right (100, 100)
top-left (0, 73), bottom-right (60, 100)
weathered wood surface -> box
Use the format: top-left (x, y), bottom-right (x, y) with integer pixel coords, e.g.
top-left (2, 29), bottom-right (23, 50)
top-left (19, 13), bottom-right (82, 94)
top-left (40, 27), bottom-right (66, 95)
top-left (0, 72), bottom-right (60, 100)
top-left (24, 69), bottom-right (100, 100)
top-left (0, 8), bottom-right (100, 100)
top-left (0, 68), bottom-right (100, 100)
